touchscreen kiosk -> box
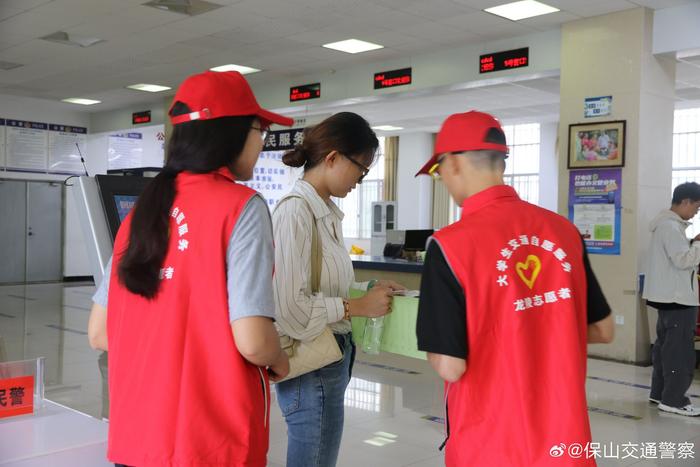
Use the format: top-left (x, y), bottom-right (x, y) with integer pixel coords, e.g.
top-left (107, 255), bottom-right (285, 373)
top-left (74, 175), bottom-right (151, 284)
top-left (94, 175), bottom-right (151, 241)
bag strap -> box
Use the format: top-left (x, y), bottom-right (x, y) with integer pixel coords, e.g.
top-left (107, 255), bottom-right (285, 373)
top-left (276, 195), bottom-right (322, 294)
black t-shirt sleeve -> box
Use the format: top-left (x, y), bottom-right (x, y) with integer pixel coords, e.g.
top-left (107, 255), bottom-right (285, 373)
top-left (416, 241), bottom-right (468, 359)
top-left (582, 238), bottom-right (612, 324)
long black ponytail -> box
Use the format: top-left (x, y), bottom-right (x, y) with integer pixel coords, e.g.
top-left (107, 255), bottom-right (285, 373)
top-left (117, 102), bottom-right (254, 299)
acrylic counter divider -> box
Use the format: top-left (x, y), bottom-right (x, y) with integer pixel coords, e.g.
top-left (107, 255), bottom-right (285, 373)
top-left (349, 289), bottom-right (424, 360)
top-left (0, 357), bottom-right (110, 466)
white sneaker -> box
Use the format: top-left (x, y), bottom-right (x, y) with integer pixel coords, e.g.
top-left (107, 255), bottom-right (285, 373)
top-left (658, 403), bottom-right (700, 417)
top-left (649, 398), bottom-right (660, 404)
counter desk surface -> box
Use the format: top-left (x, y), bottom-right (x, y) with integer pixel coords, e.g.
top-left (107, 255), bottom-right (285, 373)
top-left (351, 255), bottom-right (424, 291)
top-left (350, 255), bottom-right (424, 273)
top-left (349, 256), bottom-right (425, 360)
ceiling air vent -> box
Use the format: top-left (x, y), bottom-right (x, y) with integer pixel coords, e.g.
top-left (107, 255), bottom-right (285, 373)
top-left (0, 61), bottom-right (24, 71)
top-left (41, 31), bottom-right (105, 48)
top-left (143, 0), bottom-right (223, 16)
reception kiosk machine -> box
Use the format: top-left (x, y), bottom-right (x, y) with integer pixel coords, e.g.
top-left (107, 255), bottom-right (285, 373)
top-left (73, 175), bottom-right (150, 284)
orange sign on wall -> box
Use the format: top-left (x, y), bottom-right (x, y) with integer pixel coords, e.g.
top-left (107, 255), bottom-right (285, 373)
top-left (0, 375), bottom-right (34, 419)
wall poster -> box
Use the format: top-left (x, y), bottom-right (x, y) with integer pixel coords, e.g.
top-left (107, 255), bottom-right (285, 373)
top-left (568, 168), bottom-right (622, 255)
top-left (237, 128), bottom-right (304, 211)
top-left (5, 119), bottom-right (48, 172)
top-left (108, 132), bottom-right (143, 170)
top-left (48, 124), bottom-right (88, 174)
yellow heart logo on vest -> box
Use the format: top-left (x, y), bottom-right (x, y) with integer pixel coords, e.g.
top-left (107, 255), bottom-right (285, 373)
top-left (515, 255), bottom-right (542, 289)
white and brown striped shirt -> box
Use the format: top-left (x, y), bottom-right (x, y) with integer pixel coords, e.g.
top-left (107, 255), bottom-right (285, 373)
top-left (272, 179), bottom-right (367, 340)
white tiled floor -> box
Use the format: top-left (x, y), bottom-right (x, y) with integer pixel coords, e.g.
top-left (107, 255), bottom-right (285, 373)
top-left (1, 283), bottom-right (699, 466)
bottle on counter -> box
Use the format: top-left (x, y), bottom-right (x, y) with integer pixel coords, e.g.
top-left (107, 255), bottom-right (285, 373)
top-left (361, 280), bottom-right (384, 355)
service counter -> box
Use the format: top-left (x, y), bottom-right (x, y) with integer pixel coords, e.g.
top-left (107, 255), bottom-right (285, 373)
top-left (351, 255), bottom-right (423, 290)
top-left (0, 400), bottom-right (110, 466)
top-left (350, 256), bottom-right (425, 360)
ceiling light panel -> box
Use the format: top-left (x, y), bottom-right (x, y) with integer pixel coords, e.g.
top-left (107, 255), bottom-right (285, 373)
top-left (485, 1), bottom-right (559, 21)
top-left (210, 64), bottom-right (261, 74)
top-left (62, 98), bottom-right (101, 105)
top-left (323, 39), bottom-right (384, 54)
top-left (127, 83), bottom-right (172, 92)
top-left (372, 125), bottom-right (404, 131)
top-left (143, 0), bottom-right (223, 16)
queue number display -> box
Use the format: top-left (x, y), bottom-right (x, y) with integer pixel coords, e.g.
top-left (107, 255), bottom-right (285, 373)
top-left (290, 83), bottom-right (321, 102)
top-left (132, 110), bottom-right (152, 125)
top-left (480, 47), bottom-right (529, 74)
top-left (374, 68), bottom-right (412, 90)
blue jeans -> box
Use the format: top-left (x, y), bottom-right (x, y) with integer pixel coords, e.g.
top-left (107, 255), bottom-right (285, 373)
top-left (276, 332), bottom-right (355, 467)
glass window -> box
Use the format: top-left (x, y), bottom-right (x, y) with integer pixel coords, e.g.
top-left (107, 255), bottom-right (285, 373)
top-left (451, 123), bottom-right (541, 222)
top-left (334, 137), bottom-right (385, 239)
top-left (672, 108), bottom-right (700, 237)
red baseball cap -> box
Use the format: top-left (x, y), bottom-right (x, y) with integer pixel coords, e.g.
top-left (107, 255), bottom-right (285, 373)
top-left (169, 70), bottom-right (294, 127)
top-left (415, 111), bottom-right (509, 176)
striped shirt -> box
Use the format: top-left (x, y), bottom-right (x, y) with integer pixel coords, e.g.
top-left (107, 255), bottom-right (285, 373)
top-left (272, 179), bottom-right (367, 340)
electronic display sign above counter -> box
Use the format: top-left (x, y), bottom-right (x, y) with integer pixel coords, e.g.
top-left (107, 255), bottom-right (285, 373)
top-left (290, 83), bottom-right (321, 102)
top-left (374, 68), bottom-right (412, 89)
top-left (480, 47), bottom-right (529, 73)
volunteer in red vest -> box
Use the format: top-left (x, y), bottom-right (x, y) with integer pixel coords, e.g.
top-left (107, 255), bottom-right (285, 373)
top-left (87, 70), bottom-right (291, 467)
top-left (414, 111), bottom-right (615, 467)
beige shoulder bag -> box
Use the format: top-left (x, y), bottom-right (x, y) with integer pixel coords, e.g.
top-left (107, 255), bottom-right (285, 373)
top-left (276, 196), bottom-right (343, 382)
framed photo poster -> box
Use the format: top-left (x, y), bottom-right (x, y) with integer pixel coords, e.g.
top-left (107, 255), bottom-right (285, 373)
top-left (568, 120), bottom-right (625, 169)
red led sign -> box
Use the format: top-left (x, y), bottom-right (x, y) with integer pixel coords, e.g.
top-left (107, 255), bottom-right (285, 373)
top-left (480, 47), bottom-right (529, 74)
top-left (374, 68), bottom-right (412, 89)
top-left (290, 83), bottom-right (321, 102)
top-left (132, 110), bottom-right (151, 125)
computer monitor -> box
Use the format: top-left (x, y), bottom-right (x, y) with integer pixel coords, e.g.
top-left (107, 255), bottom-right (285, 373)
top-left (95, 175), bottom-right (152, 241)
top-left (403, 229), bottom-right (434, 251)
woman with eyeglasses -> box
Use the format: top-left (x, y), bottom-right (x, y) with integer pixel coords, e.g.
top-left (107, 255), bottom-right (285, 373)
top-left (272, 112), bottom-right (404, 467)
top-left (87, 70), bottom-right (291, 467)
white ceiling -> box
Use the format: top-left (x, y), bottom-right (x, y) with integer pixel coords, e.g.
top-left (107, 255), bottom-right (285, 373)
top-left (283, 52), bottom-right (700, 134)
top-left (0, 0), bottom-right (699, 129)
top-left (273, 72), bottom-right (563, 133)
top-left (677, 54), bottom-right (700, 102)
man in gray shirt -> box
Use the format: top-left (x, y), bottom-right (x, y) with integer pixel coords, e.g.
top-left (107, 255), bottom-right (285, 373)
top-left (643, 182), bottom-right (700, 417)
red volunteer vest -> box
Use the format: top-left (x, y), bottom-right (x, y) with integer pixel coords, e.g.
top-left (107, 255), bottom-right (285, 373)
top-left (107, 168), bottom-right (270, 467)
top-left (433, 186), bottom-right (594, 467)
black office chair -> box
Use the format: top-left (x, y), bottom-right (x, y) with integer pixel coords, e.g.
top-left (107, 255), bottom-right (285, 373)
top-left (383, 243), bottom-right (403, 258)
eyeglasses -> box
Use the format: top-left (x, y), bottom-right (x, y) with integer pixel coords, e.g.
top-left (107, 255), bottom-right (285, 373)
top-left (342, 154), bottom-right (370, 184)
top-left (251, 125), bottom-right (269, 141)
top-left (427, 153), bottom-right (448, 180)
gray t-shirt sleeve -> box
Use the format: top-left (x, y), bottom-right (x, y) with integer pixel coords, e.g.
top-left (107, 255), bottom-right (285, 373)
top-left (227, 195), bottom-right (276, 322)
top-left (89, 196), bottom-right (275, 322)
top-left (92, 256), bottom-right (112, 307)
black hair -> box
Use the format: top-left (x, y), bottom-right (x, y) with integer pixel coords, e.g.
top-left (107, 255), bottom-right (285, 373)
top-left (672, 182), bottom-right (700, 205)
top-left (117, 102), bottom-right (255, 299)
top-left (462, 150), bottom-right (507, 171)
top-left (282, 112), bottom-right (378, 170)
